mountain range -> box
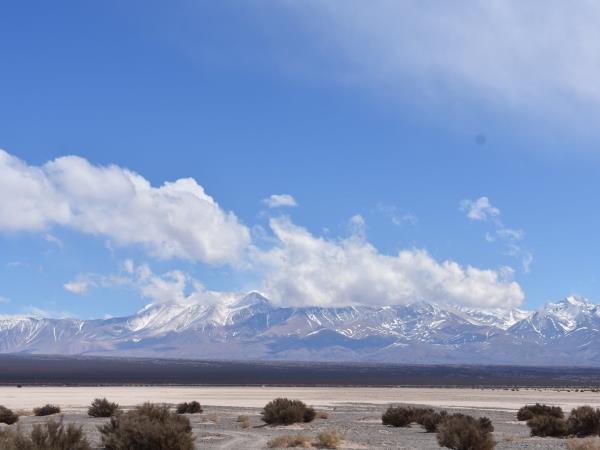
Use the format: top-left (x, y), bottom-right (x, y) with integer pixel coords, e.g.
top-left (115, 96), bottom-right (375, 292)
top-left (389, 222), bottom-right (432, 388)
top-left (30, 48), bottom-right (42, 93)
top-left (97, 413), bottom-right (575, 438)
top-left (2, 293), bottom-right (600, 365)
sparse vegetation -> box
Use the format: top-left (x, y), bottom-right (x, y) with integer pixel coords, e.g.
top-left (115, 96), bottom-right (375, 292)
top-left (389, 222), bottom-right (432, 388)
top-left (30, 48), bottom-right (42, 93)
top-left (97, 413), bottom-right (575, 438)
top-left (437, 414), bottom-right (496, 450)
top-left (316, 429), bottom-right (343, 449)
top-left (88, 398), bottom-right (119, 418)
top-left (175, 401), bottom-right (203, 414)
top-left (0, 419), bottom-right (90, 450)
top-left (262, 398), bottom-right (316, 425)
top-left (568, 406), bottom-right (600, 437)
top-left (315, 411), bottom-right (329, 420)
top-left (99, 403), bottom-right (194, 450)
top-left (266, 434), bottom-right (312, 448)
top-left (527, 414), bottom-right (569, 437)
top-left (237, 415), bottom-right (251, 428)
top-left (33, 404), bottom-right (61, 417)
top-left (0, 405), bottom-right (19, 425)
top-left (517, 403), bottom-right (564, 421)
top-left (567, 438), bottom-right (600, 450)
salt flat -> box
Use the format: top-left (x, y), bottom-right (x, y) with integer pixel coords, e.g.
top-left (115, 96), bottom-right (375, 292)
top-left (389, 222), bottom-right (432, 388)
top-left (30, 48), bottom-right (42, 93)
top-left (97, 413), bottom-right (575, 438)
top-left (1, 386), bottom-right (599, 411)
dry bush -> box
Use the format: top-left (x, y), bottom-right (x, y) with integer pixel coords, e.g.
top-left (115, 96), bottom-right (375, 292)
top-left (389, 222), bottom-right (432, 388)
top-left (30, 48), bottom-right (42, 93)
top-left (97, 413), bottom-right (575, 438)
top-left (266, 434), bottom-right (312, 448)
top-left (382, 406), bottom-right (413, 427)
top-left (412, 407), bottom-right (435, 425)
top-left (15, 409), bottom-right (33, 417)
top-left (262, 398), bottom-right (315, 425)
top-left (567, 438), bottom-right (600, 450)
top-left (315, 411), bottom-right (329, 420)
top-left (420, 411), bottom-right (448, 433)
top-left (315, 429), bottom-right (343, 449)
top-left (237, 415), bottom-right (251, 428)
top-left (527, 414), bottom-right (569, 437)
top-left (88, 398), bottom-right (119, 418)
top-left (175, 401), bottom-right (203, 414)
top-left (437, 414), bottom-right (495, 450)
top-left (33, 404), bottom-right (61, 416)
top-left (99, 403), bottom-right (194, 450)
top-left (517, 403), bottom-right (564, 421)
top-left (0, 405), bottom-right (19, 425)
top-left (0, 419), bottom-right (90, 450)
top-left (568, 406), bottom-right (600, 437)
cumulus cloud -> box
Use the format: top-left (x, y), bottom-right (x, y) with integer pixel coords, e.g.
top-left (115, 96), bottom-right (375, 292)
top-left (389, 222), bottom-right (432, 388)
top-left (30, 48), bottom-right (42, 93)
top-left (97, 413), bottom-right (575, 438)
top-left (283, 1), bottom-right (600, 121)
top-left (263, 194), bottom-right (297, 208)
top-left (460, 197), bottom-right (500, 221)
top-left (258, 217), bottom-right (524, 308)
top-left (0, 150), bottom-right (250, 265)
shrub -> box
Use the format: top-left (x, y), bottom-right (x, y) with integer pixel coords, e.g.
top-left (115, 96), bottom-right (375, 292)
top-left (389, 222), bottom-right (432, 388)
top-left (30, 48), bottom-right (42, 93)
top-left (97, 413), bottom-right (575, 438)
top-left (88, 398), bottom-right (119, 418)
top-left (0, 419), bottom-right (90, 450)
top-left (262, 398), bottom-right (315, 425)
top-left (437, 414), bottom-right (495, 450)
top-left (0, 405), bottom-right (18, 425)
top-left (382, 406), bottom-right (413, 427)
top-left (99, 403), bottom-right (195, 450)
top-left (412, 407), bottom-right (435, 425)
top-left (237, 415), bottom-right (251, 428)
top-left (266, 434), bottom-right (312, 448)
top-left (316, 429), bottom-right (343, 449)
top-left (517, 403), bottom-right (564, 421)
top-left (567, 438), bottom-right (600, 450)
top-left (568, 406), bottom-right (600, 437)
top-left (175, 401), bottom-right (203, 414)
top-left (527, 414), bottom-right (569, 437)
top-left (33, 404), bottom-right (61, 416)
top-left (420, 411), bottom-right (448, 433)
top-left (315, 411), bottom-right (329, 419)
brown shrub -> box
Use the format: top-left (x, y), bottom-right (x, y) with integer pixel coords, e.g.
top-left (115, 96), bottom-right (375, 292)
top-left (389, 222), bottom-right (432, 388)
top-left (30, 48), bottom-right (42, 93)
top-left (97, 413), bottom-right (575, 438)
top-left (567, 438), bottom-right (600, 450)
top-left (262, 398), bottom-right (315, 425)
top-left (33, 404), bottom-right (61, 416)
top-left (175, 401), bottom-right (202, 414)
top-left (315, 411), bottom-right (329, 420)
top-left (315, 429), bottom-right (343, 449)
top-left (517, 403), bottom-right (564, 421)
top-left (266, 434), bottom-right (312, 448)
top-left (237, 415), bottom-right (251, 428)
top-left (88, 398), bottom-right (119, 418)
top-left (99, 403), bottom-right (194, 450)
top-left (0, 405), bottom-right (19, 425)
top-left (382, 406), bottom-right (413, 427)
top-left (420, 411), bottom-right (448, 433)
top-left (0, 419), bottom-right (90, 450)
top-left (568, 406), bottom-right (600, 437)
top-left (527, 414), bottom-right (569, 437)
top-left (437, 414), bottom-right (496, 450)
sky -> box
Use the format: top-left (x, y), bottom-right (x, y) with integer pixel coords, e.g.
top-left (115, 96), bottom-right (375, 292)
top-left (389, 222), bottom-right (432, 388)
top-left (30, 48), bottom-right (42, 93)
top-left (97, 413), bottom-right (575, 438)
top-left (1, 1), bottom-right (600, 318)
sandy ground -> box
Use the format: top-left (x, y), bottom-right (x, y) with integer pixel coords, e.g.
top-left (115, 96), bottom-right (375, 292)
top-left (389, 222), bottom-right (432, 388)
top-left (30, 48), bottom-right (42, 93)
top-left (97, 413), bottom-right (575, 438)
top-left (1, 386), bottom-right (600, 411)
top-left (3, 387), bottom-right (600, 448)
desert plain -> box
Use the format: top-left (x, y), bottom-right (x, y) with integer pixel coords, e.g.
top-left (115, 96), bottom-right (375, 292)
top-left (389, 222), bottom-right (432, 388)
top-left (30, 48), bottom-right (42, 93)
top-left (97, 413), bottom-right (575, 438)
top-left (2, 386), bottom-right (600, 449)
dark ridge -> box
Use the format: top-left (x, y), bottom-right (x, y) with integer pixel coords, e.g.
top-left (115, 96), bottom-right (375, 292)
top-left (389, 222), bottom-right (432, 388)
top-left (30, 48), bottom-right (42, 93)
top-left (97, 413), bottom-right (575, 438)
top-left (1, 354), bottom-right (600, 387)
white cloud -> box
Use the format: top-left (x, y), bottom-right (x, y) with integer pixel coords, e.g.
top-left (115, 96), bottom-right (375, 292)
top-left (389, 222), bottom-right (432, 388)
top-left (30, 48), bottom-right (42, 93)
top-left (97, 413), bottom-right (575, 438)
top-left (460, 197), bottom-right (500, 221)
top-left (263, 194), bottom-right (297, 208)
top-left (44, 233), bottom-right (64, 249)
top-left (0, 150), bottom-right (251, 265)
top-left (284, 1), bottom-right (600, 121)
top-left (258, 217), bottom-right (524, 309)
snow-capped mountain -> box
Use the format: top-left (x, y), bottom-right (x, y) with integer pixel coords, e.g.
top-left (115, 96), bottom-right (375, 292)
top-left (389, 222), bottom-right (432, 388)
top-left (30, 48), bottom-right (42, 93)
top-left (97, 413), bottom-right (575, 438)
top-left (2, 294), bottom-right (600, 365)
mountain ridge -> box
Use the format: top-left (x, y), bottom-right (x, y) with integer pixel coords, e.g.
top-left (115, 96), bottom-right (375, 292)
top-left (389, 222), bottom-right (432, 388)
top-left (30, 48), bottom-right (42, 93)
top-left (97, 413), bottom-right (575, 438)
top-left (2, 294), bottom-right (600, 365)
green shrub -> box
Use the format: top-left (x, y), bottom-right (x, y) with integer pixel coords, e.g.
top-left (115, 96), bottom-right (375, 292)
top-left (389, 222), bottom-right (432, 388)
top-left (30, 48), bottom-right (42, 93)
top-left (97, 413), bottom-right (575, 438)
top-left (0, 419), bottom-right (90, 450)
top-left (261, 398), bottom-right (315, 425)
top-left (568, 406), bottom-right (600, 438)
top-left (517, 403), bottom-right (564, 421)
top-left (437, 414), bottom-right (495, 450)
top-left (33, 404), bottom-right (61, 416)
top-left (527, 414), bottom-right (569, 437)
top-left (99, 403), bottom-right (194, 450)
top-left (175, 401), bottom-right (203, 414)
top-left (0, 405), bottom-right (19, 425)
top-left (88, 398), bottom-right (119, 418)
top-left (382, 406), bottom-right (413, 427)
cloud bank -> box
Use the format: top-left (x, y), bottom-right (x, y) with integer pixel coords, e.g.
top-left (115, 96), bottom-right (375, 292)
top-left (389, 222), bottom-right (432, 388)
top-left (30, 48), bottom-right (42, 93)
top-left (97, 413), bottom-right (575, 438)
top-left (2, 149), bottom-right (524, 309)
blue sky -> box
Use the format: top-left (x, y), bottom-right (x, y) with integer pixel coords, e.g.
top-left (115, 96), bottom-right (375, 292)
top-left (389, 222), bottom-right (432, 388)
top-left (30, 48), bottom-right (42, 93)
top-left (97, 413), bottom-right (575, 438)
top-left (1, 1), bottom-right (600, 318)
